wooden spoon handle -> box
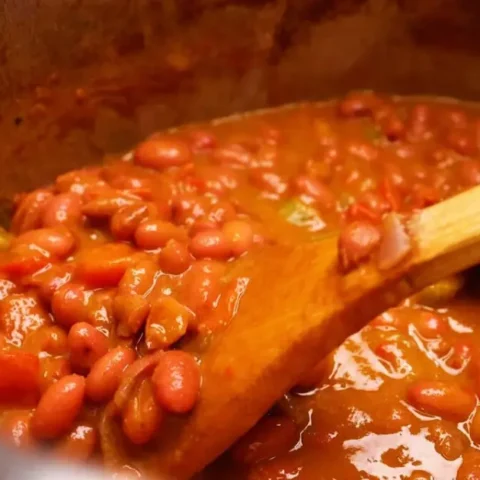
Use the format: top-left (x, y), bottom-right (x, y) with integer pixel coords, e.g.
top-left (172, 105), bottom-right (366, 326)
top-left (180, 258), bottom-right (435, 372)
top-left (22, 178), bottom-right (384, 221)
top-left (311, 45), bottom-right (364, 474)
top-left (151, 185), bottom-right (480, 479)
top-left (407, 184), bottom-right (480, 287)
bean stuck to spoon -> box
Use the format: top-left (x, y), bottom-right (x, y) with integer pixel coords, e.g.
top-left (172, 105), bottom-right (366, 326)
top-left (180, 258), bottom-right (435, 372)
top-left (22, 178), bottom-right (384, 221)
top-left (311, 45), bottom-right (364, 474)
top-left (146, 184), bottom-right (480, 478)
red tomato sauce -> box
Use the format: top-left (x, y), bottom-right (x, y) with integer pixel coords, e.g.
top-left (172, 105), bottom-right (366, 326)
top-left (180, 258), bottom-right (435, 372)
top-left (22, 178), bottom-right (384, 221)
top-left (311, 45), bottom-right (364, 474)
top-left (1, 91), bottom-right (480, 479)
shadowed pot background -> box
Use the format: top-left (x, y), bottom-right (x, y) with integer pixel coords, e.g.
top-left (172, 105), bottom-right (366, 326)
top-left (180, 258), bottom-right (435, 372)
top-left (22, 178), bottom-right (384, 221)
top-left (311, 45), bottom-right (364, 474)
top-left (0, 0), bottom-right (479, 206)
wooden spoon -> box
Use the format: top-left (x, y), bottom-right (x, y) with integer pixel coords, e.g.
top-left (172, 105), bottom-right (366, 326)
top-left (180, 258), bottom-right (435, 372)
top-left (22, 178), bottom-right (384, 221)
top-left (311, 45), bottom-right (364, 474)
top-left (151, 185), bottom-right (480, 478)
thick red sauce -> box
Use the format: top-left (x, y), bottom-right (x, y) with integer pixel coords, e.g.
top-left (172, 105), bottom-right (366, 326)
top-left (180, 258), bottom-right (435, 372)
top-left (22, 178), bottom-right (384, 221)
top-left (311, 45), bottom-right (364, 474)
top-left (1, 92), bottom-right (480, 479)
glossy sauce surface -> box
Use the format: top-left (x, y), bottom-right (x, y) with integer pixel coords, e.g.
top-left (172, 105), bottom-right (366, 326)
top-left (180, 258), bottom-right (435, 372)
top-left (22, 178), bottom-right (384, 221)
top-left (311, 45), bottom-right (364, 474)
top-left (1, 92), bottom-right (480, 479)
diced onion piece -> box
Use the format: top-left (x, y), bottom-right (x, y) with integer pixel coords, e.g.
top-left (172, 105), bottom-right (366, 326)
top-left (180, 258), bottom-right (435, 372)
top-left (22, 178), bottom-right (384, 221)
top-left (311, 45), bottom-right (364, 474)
top-left (377, 213), bottom-right (412, 271)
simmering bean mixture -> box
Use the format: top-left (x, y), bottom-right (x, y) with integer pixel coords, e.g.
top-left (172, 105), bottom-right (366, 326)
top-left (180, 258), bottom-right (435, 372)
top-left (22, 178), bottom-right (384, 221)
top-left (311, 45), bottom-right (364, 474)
top-left (1, 92), bottom-right (480, 479)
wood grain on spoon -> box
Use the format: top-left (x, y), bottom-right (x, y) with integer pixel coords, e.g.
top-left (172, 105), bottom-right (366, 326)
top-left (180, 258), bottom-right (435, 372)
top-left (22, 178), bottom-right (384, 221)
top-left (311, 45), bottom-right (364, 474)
top-left (152, 185), bottom-right (480, 479)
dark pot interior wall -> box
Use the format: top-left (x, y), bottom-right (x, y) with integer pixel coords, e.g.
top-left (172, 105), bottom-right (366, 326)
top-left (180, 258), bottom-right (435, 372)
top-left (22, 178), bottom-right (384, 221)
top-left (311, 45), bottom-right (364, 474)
top-left (0, 0), bottom-right (479, 199)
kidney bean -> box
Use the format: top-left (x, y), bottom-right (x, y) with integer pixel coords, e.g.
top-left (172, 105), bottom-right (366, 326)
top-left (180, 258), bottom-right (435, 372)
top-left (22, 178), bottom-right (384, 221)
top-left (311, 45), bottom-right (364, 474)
top-left (378, 177), bottom-right (402, 212)
top-left (457, 450), bottom-right (480, 480)
top-left (0, 293), bottom-right (50, 344)
top-left (338, 91), bottom-right (378, 117)
top-left (122, 378), bottom-right (162, 445)
top-left (55, 168), bottom-right (103, 195)
top-left (86, 289), bottom-right (115, 332)
top-left (51, 283), bottom-right (88, 328)
top-left (152, 350), bottom-right (200, 414)
top-left (192, 165), bottom-right (239, 195)
top-left (231, 416), bottom-right (298, 465)
top-left (86, 346), bottom-right (136, 402)
top-left (206, 201), bottom-right (236, 225)
top-left (0, 411), bottom-right (33, 448)
top-left (26, 263), bottom-right (73, 302)
top-left (0, 244), bottom-right (50, 277)
top-left (38, 357), bottom-right (72, 393)
top-left (188, 129), bottom-right (217, 152)
top-left (82, 195), bottom-right (140, 219)
top-left (114, 293), bottom-right (150, 338)
top-left (14, 227), bottom-right (75, 259)
top-left (293, 175), bottom-right (335, 209)
top-left (190, 219), bottom-right (219, 236)
top-left (183, 260), bottom-right (225, 316)
top-left (426, 421), bottom-right (467, 461)
top-left (446, 342), bottom-right (472, 370)
top-left (31, 374), bottom-right (85, 440)
top-left (0, 352), bottom-right (40, 404)
top-left (157, 239), bottom-right (191, 275)
top-left (445, 129), bottom-right (475, 156)
top-left (380, 115), bottom-right (405, 141)
top-left (134, 136), bottom-right (192, 169)
top-left (54, 423), bottom-right (97, 460)
top-left (411, 183), bottom-right (440, 208)
top-left (443, 108), bottom-right (469, 128)
top-left (135, 220), bottom-right (187, 250)
top-left (338, 220), bottom-right (382, 272)
top-left (172, 194), bottom-right (209, 226)
top-left (113, 351), bottom-right (164, 412)
top-left (76, 243), bottom-right (135, 288)
top-left (23, 326), bottom-right (68, 356)
top-left (42, 193), bottom-right (83, 227)
top-left (222, 220), bottom-right (254, 257)
top-left (407, 380), bottom-right (475, 422)
top-left (11, 189), bottom-right (53, 234)
top-left (249, 169), bottom-right (288, 196)
top-left (110, 203), bottom-right (156, 241)
top-left (214, 143), bottom-right (253, 168)
top-left (190, 230), bottom-right (231, 260)
top-left (145, 296), bottom-right (193, 350)
top-left (413, 311), bottom-right (448, 339)
top-left (68, 322), bottom-right (109, 371)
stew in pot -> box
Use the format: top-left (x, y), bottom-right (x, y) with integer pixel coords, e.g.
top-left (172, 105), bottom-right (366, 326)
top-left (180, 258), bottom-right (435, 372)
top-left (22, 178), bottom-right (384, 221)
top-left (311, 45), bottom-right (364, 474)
top-left (1, 91), bottom-right (480, 479)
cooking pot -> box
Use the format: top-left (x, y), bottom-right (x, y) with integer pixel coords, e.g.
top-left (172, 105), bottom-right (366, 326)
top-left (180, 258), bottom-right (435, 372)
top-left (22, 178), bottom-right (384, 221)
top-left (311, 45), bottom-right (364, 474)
top-left (0, 0), bottom-right (480, 475)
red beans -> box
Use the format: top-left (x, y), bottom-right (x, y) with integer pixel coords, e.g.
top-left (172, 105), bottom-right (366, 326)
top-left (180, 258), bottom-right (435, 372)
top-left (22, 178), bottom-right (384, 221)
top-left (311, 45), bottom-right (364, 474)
top-left (0, 352), bottom-right (40, 404)
top-left (413, 311), bottom-right (448, 339)
top-left (222, 220), bottom-right (254, 257)
top-left (159, 239), bottom-right (192, 274)
top-left (183, 260), bottom-right (225, 315)
top-left (23, 325), bottom-right (68, 355)
top-left (110, 203), bottom-right (155, 241)
top-left (190, 229), bottom-right (231, 260)
top-left (122, 378), bottom-right (162, 445)
top-left (68, 322), bottom-right (109, 371)
top-left (42, 193), bottom-right (82, 227)
top-left (293, 175), bottom-right (335, 209)
top-left (14, 227), bottom-right (75, 259)
top-left (152, 350), bottom-right (201, 414)
top-left (86, 347), bottom-right (136, 402)
top-left (12, 189), bottom-right (53, 234)
top-left (135, 220), bottom-right (187, 249)
top-left (407, 380), bottom-right (476, 422)
top-left (31, 374), bottom-right (85, 440)
top-left (51, 283), bottom-right (88, 328)
top-left (145, 296), bottom-right (194, 349)
top-left (54, 423), bottom-right (97, 460)
top-left (76, 243), bottom-right (135, 288)
top-left (0, 411), bottom-right (33, 448)
top-left (134, 136), bottom-right (192, 169)
top-left (338, 220), bottom-right (382, 272)
top-left (338, 91), bottom-right (378, 117)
